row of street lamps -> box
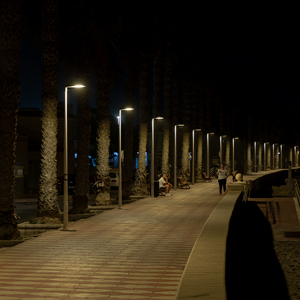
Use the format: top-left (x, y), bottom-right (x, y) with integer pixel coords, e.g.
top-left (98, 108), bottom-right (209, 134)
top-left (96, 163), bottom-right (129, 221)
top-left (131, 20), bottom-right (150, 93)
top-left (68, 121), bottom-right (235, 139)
top-left (63, 86), bottom-right (298, 229)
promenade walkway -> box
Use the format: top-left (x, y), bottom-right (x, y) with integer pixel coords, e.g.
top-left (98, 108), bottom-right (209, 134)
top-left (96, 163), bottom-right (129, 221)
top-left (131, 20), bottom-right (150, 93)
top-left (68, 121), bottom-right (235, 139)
top-left (0, 179), bottom-right (224, 300)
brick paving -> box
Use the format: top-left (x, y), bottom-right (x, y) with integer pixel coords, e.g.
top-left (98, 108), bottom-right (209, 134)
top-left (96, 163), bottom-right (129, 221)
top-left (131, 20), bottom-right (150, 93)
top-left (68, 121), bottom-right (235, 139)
top-left (0, 180), bottom-right (223, 300)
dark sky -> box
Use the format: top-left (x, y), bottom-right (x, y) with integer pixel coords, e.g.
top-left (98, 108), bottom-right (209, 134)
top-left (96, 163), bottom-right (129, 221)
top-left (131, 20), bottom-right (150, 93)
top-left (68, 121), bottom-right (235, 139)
top-left (18, 3), bottom-right (300, 119)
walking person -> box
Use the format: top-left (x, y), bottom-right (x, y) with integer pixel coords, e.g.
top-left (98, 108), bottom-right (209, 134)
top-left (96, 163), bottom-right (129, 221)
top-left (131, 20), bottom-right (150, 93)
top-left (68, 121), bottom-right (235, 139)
top-left (216, 164), bottom-right (228, 195)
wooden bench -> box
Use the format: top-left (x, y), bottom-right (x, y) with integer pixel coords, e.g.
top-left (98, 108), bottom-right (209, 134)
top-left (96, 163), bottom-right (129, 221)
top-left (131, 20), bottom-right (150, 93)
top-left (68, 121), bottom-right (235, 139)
top-left (177, 177), bottom-right (190, 189)
top-left (202, 172), bottom-right (212, 182)
top-left (159, 187), bottom-right (166, 195)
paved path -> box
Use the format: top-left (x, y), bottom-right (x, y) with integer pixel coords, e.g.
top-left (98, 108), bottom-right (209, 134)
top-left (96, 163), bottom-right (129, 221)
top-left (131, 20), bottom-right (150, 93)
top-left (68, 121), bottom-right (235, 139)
top-left (0, 180), bottom-right (223, 300)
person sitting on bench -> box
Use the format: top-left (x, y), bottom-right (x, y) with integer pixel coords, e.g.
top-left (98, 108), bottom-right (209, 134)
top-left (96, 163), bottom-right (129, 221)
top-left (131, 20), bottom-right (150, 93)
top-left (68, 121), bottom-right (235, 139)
top-left (158, 173), bottom-right (171, 194)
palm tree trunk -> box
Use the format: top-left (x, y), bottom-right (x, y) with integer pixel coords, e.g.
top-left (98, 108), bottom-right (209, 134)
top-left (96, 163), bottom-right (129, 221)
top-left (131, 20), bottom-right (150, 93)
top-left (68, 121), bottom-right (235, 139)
top-left (181, 78), bottom-right (191, 179)
top-left (246, 142), bottom-right (252, 172)
top-left (169, 69), bottom-right (180, 183)
top-left (258, 143), bottom-right (262, 171)
top-left (95, 62), bottom-right (111, 205)
top-left (225, 139), bottom-right (231, 171)
top-left (122, 73), bottom-right (135, 200)
top-left (71, 85), bottom-right (91, 213)
top-left (0, 0), bottom-right (22, 239)
top-left (196, 132), bottom-right (203, 180)
top-left (161, 53), bottom-right (172, 177)
top-left (37, 0), bottom-right (60, 219)
top-left (181, 132), bottom-right (190, 179)
top-left (152, 45), bottom-right (163, 179)
top-left (267, 145), bottom-right (271, 169)
top-left (132, 54), bottom-right (148, 196)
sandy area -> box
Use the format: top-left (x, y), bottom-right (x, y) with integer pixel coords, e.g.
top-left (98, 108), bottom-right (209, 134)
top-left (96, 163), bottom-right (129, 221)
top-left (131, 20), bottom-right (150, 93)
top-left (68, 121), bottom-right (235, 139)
top-left (274, 241), bottom-right (300, 300)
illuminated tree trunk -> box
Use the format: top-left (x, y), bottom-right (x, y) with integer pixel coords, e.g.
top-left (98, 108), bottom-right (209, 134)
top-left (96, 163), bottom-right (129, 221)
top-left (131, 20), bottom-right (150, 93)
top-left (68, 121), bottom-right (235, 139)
top-left (71, 85), bottom-right (91, 213)
top-left (70, 4), bottom-right (91, 214)
top-left (95, 61), bottom-right (111, 205)
top-left (161, 53), bottom-right (172, 177)
top-left (225, 139), bottom-right (231, 174)
top-left (152, 45), bottom-right (163, 179)
top-left (196, 132), bottom-right (203, 180)
top-left (267, 145), bottom-right (271, 169)
top-left (132, 54), bottom-right (148, 196)
top-left (181, 78), bottom-right (191, 179)
top-left (122, 73), bottom-right (135, 200)
top-left (247, 142), bottom-right (252, 172)
top-left (0, 0), bottom-right (22, 239)
top-left (37, 0), bottom-right (60, 219)
top-left (181, 132), bottom-right (190, 180)
top-left (258, 143), bottom-right (262, 171)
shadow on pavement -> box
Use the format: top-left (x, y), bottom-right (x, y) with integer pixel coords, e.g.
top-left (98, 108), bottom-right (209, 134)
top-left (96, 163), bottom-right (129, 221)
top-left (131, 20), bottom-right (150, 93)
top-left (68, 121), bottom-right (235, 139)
top-left (225, 196), bottom-right (290, 300)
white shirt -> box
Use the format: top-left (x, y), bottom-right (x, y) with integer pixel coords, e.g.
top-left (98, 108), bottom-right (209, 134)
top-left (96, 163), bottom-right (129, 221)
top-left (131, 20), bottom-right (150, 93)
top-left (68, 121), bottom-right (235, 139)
top-left (158, 177), bottom-right (166, 188)
top-left (217, 169), bottom-right (227, 180)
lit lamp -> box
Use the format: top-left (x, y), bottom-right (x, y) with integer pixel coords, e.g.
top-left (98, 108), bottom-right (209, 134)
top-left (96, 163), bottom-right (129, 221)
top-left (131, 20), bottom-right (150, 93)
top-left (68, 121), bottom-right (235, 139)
top-left (232, 137), bottom-right (239, 171)
top-left (151, 117), bottom-right (164, 197)
top-left (63, 85), bottom-right (85, 231)
top-left (174, 124), bottom-right (184, 190)
top-left (192, 129), bottom-right (201, 185)
top-left (118, 108), bottom-right (134, 209)
top-left (207, 132), bottom-right (214, 176)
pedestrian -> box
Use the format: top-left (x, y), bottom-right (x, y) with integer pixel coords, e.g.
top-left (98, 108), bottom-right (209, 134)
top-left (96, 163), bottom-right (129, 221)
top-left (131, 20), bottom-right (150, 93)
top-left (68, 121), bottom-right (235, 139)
top-left (158, 173), bottom-right (172, 196)
top-left (216, 164), bottom-right (228, 195)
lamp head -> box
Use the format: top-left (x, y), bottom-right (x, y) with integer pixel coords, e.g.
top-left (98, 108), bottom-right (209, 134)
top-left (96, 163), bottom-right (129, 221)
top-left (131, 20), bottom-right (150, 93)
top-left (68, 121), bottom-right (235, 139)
top-left (155, 117), bottom-right (164, 120)
top-left (121, 107), bottom-right (134, 111)
top-left (66, 84), bottom-right (85, 88)
top-left (176, 124), bottom-right (184, 127)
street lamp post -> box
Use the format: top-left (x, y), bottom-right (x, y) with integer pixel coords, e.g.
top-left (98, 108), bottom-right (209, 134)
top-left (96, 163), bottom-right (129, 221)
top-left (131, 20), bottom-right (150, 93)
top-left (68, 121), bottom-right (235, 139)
top-left (207, 133), bottom-right (214, 176)
top-left (254, 141), bottom-right (257, 172)
top-left (232, 137), bottom-right (239, 172)
top-left (174, 124), bottom-right (184, 191)
top-left (63, 85), bottom-right (85, 231)
top-left (272, 144), bottom-right (275, 170)
top-left (264, 142), bottom-right (267, 171)
top-left (151, 117), bottom-right (164, 197)
top-left (192, 129), bottom-right (201, 185)
top-left (118, 108), bottom-right (134, 209)
top-left (280, 144), bottom-right (283, 169)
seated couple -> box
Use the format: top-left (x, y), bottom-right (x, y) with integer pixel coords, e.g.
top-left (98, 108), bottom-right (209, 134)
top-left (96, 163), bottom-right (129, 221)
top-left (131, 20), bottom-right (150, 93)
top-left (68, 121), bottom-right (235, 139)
top-left (158, 173), bottom-right (172, 196)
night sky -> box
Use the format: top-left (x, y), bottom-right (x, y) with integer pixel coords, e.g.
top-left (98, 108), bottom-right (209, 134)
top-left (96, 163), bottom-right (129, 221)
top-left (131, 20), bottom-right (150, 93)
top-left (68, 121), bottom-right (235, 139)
top-left (18, 2), bottom-right (300, 121)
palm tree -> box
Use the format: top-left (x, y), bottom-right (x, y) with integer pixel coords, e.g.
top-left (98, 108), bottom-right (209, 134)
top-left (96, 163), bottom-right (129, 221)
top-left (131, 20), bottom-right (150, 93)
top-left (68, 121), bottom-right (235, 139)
top-left (95, 58), bottom-right (111, 205)
top-left (181, 77), bottom-right (191, 180)
top-left (66, 3), bottom-right (92, 214)
top-left (196, 85), bottom-right (205, 180)
top-left (132, 53), bottom-right (149, 196)
top-left (36, 0), bottom-right (60, 219)
top-left (0, 0), bottom-right (22, 239)
top-left (152, 43), bottom-right (164, 179)
top-left (122, 72), bottom-right (135, 200)
top-left (71, 84), bottom-right (91, 213)
top-left (90, 3), bottom-right (121, 205)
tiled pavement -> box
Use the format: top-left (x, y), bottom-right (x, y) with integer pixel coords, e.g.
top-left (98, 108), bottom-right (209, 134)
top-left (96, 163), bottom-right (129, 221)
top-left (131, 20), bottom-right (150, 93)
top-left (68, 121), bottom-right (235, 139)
top-left (0, 180), bottom-right (224, 300)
